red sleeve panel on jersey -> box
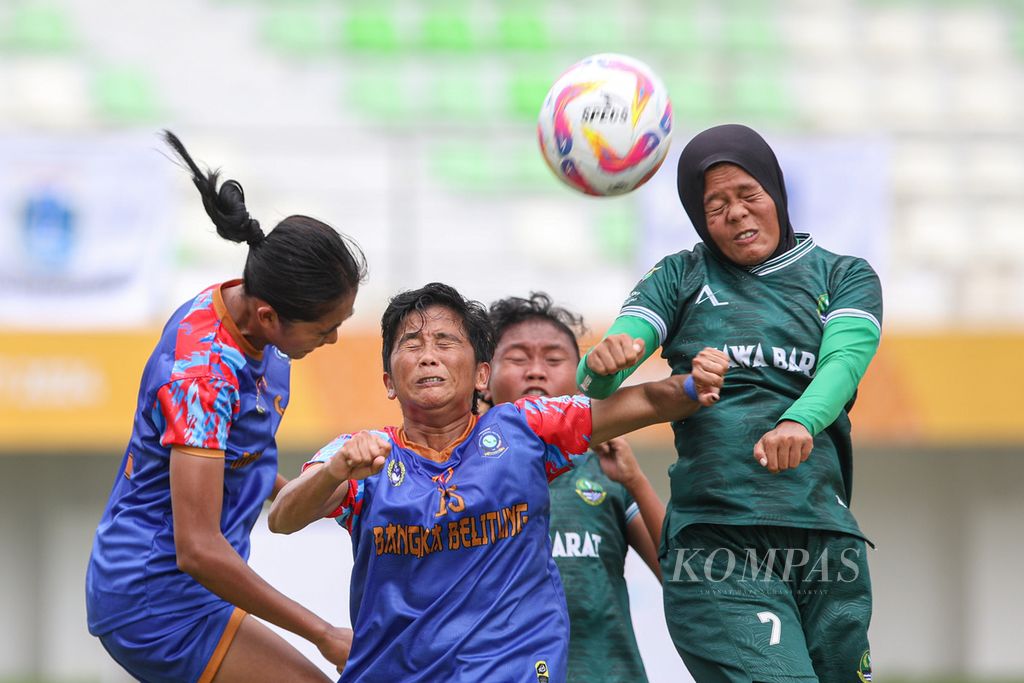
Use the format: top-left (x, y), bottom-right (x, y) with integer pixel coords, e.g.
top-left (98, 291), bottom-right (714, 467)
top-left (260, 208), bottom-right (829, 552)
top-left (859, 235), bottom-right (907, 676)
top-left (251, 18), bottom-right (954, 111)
top-left (514, 395), bottom-right (593, 482)
top-left (156, 376), bottom-right (240, 451)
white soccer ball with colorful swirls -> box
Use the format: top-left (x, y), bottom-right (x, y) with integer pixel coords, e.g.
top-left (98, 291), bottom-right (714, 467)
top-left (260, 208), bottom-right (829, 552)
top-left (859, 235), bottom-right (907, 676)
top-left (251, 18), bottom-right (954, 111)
top-left (537, 53), bottom-right (672, 196)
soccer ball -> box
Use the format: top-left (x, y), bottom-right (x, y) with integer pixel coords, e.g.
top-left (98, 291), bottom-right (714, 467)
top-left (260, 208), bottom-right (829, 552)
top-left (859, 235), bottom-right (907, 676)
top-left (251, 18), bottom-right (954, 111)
top-left (537, 53), bottom-right (672, 196)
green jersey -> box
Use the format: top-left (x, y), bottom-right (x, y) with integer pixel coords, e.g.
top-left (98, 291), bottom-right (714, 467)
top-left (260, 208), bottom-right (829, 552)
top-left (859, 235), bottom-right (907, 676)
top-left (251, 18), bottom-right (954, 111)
top-left (550, 453), bottom-right (648, 683)
top-left (620, 234), bottom-right (882, 542)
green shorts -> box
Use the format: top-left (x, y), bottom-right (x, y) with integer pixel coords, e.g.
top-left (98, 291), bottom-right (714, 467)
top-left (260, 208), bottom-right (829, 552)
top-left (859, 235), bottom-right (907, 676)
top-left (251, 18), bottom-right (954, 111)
top-left (660, 524), bottom-right (872, 683)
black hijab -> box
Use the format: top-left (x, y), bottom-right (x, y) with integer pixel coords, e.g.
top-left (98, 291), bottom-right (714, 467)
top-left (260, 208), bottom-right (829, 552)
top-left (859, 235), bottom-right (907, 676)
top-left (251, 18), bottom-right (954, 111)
top-left (676, 124), bottom-right (796, 265)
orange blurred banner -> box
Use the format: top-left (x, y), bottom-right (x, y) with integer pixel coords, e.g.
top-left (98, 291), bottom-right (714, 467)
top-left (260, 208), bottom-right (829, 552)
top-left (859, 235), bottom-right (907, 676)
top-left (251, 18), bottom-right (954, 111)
top-left (1, 331), bottom-right (1022, 453)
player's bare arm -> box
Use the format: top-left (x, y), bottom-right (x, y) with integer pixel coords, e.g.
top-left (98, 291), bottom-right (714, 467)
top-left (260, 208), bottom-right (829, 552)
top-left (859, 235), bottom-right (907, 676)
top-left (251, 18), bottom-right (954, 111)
top-left (169, 448), bottom-right (351, 668)
top-left (594, 438), bottom-right (664, 579)
top-left (590, 347), bottom-right (728, 444)
top-left (753, 420), bottom-right (813, 474)
top-left (269, 431), bottom-right (389, 534)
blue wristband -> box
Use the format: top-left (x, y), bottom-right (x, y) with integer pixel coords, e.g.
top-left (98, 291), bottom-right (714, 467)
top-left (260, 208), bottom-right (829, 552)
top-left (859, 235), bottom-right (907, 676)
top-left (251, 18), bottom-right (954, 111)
top-left (683, 375), bottom-right (698, 401)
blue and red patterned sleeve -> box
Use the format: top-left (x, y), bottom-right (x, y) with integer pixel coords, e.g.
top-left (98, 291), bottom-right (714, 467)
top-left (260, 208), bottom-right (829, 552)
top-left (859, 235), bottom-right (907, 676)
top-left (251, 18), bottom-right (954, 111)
top-left (156, 376), bottom-right (240, 451)
top-left (514, 395), bottom-right (593, 482)
top-left (303, 431), bottom-right (390, 531)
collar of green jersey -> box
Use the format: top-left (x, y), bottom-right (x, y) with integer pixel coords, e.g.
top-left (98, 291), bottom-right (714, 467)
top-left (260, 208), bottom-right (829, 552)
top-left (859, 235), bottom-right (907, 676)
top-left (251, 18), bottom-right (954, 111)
top-left (747, 233), bottom-right (815, 277)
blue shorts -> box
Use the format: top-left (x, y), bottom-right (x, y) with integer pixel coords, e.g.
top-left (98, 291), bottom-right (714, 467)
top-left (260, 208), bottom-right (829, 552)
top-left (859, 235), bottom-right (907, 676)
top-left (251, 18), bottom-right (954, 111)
top-left (98, 603), bottom-right (245, 683)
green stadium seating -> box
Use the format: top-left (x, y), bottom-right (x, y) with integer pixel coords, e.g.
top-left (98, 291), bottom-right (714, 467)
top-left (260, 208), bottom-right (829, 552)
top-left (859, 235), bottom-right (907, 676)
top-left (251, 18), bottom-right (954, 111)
top-left (345, 67), bottom-right (408, 124)
top-left (419, 8), bottom-right (476, 52)
top-left (5, 4), bottom-right (75, 52)
top-left (728, 69), bottom-right (795, 124)
top-left (662, 71), bottom-right (719, 126)
top-left (721, 13), bottom-right (782, 56)
top-left (495, 9), bottom-right (550, 51)
top-left (507, 63), bottom-right (558, 120)
top-left (340, 8), bottom-right (400, 53)
top-left (262, 8), bottom-right (331, 58)
top-left (596, 202), bottom-right (637, 264)
top-left (92, 66), bottom-right (160, 123)
top-left (430, 66), bottom-right (491, 121)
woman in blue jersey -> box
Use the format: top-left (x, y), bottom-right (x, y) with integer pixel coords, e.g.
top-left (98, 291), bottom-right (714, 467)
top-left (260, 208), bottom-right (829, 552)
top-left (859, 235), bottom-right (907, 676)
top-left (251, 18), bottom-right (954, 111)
top-left (268, 282), bottom-right (729, 683)
top-left (86, 132), bottom-right (367, 683)
top-left (578, 124), bottom-right (883, 683)
top-left (485, 292), bottom-right (661, 683)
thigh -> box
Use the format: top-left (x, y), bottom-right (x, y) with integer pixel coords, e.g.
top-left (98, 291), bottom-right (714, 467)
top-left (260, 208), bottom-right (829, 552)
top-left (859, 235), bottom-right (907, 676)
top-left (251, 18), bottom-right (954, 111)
top-left (98, 603), bottom-right (240, 683)
top-left (212, 614), bottom-right (332, 683)
top-left (798, 533), bottom-right (873, 683)
top-left (661, 524), bottom-right (819, 683)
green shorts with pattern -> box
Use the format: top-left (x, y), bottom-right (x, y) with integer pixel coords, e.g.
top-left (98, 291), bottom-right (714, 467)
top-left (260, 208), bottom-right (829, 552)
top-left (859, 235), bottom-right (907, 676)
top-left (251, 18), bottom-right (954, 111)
top-left (660, 524), bottom-right (872, 683)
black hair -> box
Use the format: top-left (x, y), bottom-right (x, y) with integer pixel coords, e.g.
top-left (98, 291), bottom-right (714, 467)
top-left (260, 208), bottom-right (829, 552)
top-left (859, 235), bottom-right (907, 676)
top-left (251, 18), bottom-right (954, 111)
top-left (380, 283), bottom-right (494, 414)
top-left (488, 292), bottom-right (585, 361)
top-left (163, 130), bottom-right (367, 322)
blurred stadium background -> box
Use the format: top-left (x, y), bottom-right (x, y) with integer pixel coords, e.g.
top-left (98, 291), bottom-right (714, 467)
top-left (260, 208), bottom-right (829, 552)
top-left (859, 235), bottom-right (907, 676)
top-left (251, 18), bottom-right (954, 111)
top-left (1, 0), bottom-right (1023, 680)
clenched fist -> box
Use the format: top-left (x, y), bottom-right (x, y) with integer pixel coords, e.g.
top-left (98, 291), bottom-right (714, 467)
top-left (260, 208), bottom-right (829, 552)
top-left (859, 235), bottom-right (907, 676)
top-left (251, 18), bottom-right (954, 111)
top-left (328, 431), bottom-right (390, 481)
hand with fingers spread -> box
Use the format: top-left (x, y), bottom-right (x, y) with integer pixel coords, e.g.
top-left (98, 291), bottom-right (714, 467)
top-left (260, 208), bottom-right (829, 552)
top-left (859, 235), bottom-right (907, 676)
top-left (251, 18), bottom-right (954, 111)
top-left (753, 420), bottom-right (813, 474)
top-left (585, 334), bottom-right (647, 376)
top-left (689, 347), bottom-right (730, 406)
top-left (327, 431), bottom-right (390, 482)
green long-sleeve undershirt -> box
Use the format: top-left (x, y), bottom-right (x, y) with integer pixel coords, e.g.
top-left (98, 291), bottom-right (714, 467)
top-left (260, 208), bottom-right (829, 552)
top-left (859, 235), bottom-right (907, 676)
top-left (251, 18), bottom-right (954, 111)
top-left (576, 315), bottom-right (881, 436)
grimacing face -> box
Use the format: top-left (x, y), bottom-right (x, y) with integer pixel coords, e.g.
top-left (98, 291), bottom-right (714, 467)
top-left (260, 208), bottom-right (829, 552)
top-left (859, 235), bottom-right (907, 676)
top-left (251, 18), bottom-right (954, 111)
top-left (489, 319), bottom-right (578, 405)
top-left (702, 163), bottom-right (781, 267)
top-left (383, 305), bottom-right (489, 413)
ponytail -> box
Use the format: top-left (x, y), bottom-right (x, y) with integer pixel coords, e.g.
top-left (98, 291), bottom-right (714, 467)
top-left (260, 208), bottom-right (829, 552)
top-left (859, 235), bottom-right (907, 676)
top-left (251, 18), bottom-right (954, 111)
top-left (163, 130), bottom-right (367, 322)
top-left (163, 130), bottom-right (264, 248)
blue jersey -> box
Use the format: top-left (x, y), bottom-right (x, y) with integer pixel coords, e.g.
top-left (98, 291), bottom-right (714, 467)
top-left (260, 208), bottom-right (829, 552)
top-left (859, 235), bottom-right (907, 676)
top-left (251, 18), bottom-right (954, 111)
top-left (308, 396), bottom-right (593, 683)
top-left (86, 281), bottom-right (290, 635)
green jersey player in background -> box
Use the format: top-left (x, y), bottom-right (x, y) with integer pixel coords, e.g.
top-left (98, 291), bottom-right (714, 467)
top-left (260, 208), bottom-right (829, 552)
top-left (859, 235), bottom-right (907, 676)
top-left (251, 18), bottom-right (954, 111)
top-left (577, 124), bottom-right (881, 683)
top-left (486, 293), bottom-right (666, 683)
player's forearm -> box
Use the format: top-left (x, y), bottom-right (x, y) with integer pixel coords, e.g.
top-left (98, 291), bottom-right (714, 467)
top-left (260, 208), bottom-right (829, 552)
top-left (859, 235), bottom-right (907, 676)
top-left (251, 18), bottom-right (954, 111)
top-left (178, 534), bottom-right (329, 643)
top-left (268, 465), bottom-right (347, 534)
top-left (577, 316), bottom-right (660, 398)
top-left (780, 317), bottom-right (880, 435)
top-left (591, 375), bottom-right (697, 444)
top-left (623, 474), bottom-right (665, 567)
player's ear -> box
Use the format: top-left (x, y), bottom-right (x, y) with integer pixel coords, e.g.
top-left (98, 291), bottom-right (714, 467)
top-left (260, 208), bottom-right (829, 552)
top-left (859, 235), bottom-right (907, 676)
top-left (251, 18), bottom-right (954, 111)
top-left (254, 302), bottom-right (279, 329)
top-left (383, 372), bottom-right (397, 400)
top-left (474, 362), bottom-right (490, 393)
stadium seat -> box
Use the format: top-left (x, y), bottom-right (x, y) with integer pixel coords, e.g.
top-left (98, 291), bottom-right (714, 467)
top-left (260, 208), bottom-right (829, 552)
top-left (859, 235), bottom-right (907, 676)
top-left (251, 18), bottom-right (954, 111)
top-left (345, 67), bottom-right (409, 124)
top-left (419, 8), bottom-right (476, 53)
top-left (6, 4), bottom-right (75, 52)
top-left (495, 9), bottom-right (550, 52)
top-left (728, 69), bottom-right (795, 125)
top-left (340, 8), bottom-right (400, 53)
top-left (262, 8), bottom-right (331, 58)
top-left (507, 63), bottom-right (559, 120)
top-left (430, 65), bottom-right (492, 121)
top-left (92, 66), bottom-right (160, 123)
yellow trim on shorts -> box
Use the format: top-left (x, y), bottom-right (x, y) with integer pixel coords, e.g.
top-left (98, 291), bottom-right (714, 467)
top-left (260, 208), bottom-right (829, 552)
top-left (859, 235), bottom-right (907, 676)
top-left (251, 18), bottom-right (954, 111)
top-left (198, 607), bottom-right (246, 683)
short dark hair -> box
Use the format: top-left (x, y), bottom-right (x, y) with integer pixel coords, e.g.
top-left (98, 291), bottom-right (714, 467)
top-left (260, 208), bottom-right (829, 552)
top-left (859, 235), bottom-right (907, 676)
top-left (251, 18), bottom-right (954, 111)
top-left (488, 292), bottom-right (585, 360)
top-left (163, 130), bottom-right (367, 322)
top-left (380, 283), bottom-right (494, 374)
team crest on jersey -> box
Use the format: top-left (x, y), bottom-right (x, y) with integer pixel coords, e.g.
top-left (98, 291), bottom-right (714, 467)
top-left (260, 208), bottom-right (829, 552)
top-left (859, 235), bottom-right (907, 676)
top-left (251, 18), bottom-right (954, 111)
top-left (386, 460), bottom-right (406, 487)
top-left (816, 292), bottom-right (830, 321)
top-left (534, 660), bottom-right (549, 683)
top-left (575, 478), bottom-right (606, 506)
top-left (478, 426), bottom-right (508, 458)
top-left (856, 650), bottom-right (871, 682)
